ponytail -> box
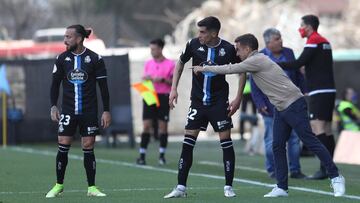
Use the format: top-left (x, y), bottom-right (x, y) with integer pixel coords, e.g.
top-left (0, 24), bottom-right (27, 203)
top-left (67, 24), bottom-right (91, 40)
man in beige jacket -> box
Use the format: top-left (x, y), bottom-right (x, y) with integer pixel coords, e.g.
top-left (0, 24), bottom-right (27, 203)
top-left (193, 33), bottom-right (345, 198)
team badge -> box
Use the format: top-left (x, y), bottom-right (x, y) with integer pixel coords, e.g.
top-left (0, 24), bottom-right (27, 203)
top-left (65, 57), bottom-right (71, 62)
top-left (219, 48), bottom-right (226, 56)
top-left (84, 55), bottom-right (91, 63)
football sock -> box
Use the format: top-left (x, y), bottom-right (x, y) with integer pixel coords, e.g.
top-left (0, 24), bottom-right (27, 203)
top-left (326, 134), bottom-right (336, 157)
top-left (317, 133), bottom-right (329, 172)
top-left (56, 143), bottom-right (70, 184)
top-left (221, 138), bottom-right (235, 186)
top-left (139, 132), bottom-right (151, 159)
top-left (159, 133), bottom-right (168, 158)
top-left (83, 148), bottom-right (96, 187)
top-left (178, 134), bottom-right (197, 186)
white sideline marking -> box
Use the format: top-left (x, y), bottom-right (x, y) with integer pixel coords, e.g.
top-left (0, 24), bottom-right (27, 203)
top-left (3, 147), bottom-right (360, 200)
top-left (199, 161), bottom-right (267, 173)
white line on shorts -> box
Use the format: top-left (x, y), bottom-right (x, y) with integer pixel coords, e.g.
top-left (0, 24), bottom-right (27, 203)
top-left (4, 146), bottom-right (360, 200)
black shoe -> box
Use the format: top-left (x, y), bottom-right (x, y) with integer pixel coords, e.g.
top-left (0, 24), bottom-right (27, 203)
top-left (290, 171), bottom-right (307, 179)
top-left (306, 170), bottom-right (328, 180)
top-left (159, 157), bottom-right (166, 165)
top-left (136, 158), bottom-right (146, 165)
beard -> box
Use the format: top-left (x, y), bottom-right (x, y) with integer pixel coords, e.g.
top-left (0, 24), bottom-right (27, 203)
top-left (66, 44), bottom-right (78, 52)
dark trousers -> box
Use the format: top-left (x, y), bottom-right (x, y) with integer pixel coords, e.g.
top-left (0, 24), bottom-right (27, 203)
top-left (273, 97), bottom-right (339, 190)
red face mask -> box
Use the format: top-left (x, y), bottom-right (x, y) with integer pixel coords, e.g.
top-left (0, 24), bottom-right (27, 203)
top-left (298, 27), bottom-right (307, 38)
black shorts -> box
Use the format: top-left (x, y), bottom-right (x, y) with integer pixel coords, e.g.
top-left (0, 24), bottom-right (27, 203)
top-left (142, 94), bottom-right (170, 122)
top-left (309, 92), bottom-right (335, 121)
top-left (57, 113), bottom-right (99, 137)
top-left (185, 100), bottom-right (233, 132)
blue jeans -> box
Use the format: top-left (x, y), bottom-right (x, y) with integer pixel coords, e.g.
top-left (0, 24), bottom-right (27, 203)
top-left (273, 97), bottom-right (339, 190)
top-left (263, 116), bottom-right (301, 174)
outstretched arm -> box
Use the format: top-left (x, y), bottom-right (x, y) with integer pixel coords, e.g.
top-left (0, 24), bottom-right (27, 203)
top-left (194, 62), bottom-right (250, 75)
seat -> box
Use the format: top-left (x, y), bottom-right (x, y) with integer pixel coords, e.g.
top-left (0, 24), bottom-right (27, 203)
top-left (103, 105), bottom-right (135, 148)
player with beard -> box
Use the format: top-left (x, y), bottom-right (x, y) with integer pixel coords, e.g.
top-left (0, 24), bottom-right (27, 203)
top-left (46, 24), bottom-right (111, 198)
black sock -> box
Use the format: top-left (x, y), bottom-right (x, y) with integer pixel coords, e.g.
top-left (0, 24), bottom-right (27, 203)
top-left (56, 144), bottom-right (70, 184)
top-left (159, 133), bottom-right (168, 158)
top-left (178, 135), bottom-right (196, 186)
top-left (221, 138), bottom-right (235, 186)
top-left (326, 134), bottom-right (336, 157)
top-left (139, 132), bottom-right (151, 159)
top-left (83, 148), bottom-right (96, 187)
top-left (317, 133), bottom-right (329, 172)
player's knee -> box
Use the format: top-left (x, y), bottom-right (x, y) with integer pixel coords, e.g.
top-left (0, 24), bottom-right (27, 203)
top-left (58, 136), bottom-right (72, 145)
top-left (184, 129), bottom-right (199, 137)
top-left (82, 138), bottom-right (95, 149)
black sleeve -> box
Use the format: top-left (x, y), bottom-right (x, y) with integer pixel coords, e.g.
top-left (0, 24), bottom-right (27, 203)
top-left (343, 108), bottom-right (358, 121)
top-left (278, 47), bottom-right (317, 69)
top-left (50, 59), bottom-right (63, 106)
top-left (95, 56), bottom-right (107, 79)
top-left (97, 78), bottom-right (110, 112)
top-left (179, 39), bottom-right (192, 64)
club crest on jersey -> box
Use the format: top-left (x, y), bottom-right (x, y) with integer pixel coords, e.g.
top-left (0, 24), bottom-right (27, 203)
top-left (67, 69), bottom-right (88, 84)
top-left (219, 48), bottom-right (226, 56)
top-left (84, 55), bottom-right (91, 63)
top-left (65, 57), bottom-right (72, 62)
top-left (197, 46), bottom-right (205, 52)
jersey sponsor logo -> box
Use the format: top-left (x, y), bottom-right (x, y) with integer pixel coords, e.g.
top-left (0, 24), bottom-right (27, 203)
top-left (219, 48), bottom-right (226, 56)
top-left (67, 69), bottom-right (88, 84)
top-left (197, 46), bottom-right (205, 52)
top-left (52, 64), bottom-right (57, 73)
top-left (84, 55), bottom-right (91, 63)
top-left (65, 57), bottom-right (72, 62)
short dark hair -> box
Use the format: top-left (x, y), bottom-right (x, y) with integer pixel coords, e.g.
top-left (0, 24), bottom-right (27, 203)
top-left (235, 34), bottom-right (259, 51)
top-left (150, 38), bottom-right (165, 49)
top-left (67, 24), bottom-right (91, 41)
top-left (301, 14), bottom-right (320, 31)
top-left (197, 16), bottom-right (221, 33)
